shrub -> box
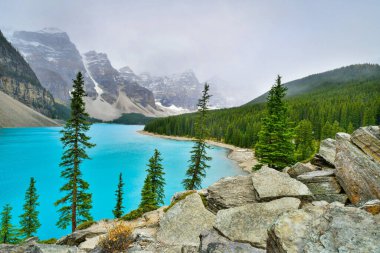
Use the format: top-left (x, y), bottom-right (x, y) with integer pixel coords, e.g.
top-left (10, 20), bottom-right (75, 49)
top-left (121, 208), bottom-right (144, 221)
top-left (76, 220), bottom-right (96, 230)
top-left (38, 238), bottom-right (57, 244)
top-left (121, 205), bottom-right (158, 221)
top-left (252, 163), bottom-right (263, 171)
top-left (99, 223), bottom-right (133, 253)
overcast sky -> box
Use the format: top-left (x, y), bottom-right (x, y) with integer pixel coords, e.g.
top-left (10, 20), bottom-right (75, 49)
top-left (1, 0), bottom-right (380, 103)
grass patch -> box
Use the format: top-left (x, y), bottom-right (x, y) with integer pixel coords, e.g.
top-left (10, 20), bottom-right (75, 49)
top-left (38, 238), bottom-right (57, 244)
top-left (164, 191), bottom-right (199, 213)
top-left (76, 220), bottom-right (96, 230)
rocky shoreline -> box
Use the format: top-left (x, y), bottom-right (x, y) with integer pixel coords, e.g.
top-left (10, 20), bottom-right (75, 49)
top-left (2, 126), bottom-right (379, 252)
top-left (138, 130), bottom-right (257, 173)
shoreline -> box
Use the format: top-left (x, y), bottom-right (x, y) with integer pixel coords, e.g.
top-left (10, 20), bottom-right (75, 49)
top-left (138, 130), bottom-right (257, 173)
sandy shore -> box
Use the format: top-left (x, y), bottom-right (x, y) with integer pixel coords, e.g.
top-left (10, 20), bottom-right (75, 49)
top-left (138, 130), bottom-right (257, 173)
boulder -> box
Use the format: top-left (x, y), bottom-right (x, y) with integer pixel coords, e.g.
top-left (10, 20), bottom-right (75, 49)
top-left (313, 194), bottom-right (348, 204)
top-left (305, 179), bottom-right (342, 194)
top-left (214, 197), bottom-right (300, 248)
top-left (157, 193), bottom-right (215, 247)
top-left (296, 169), bottom-right (335, 183)
top-left (311, 138), bottom-right (336, 167)
top-left (251, 167), bottom-right (312, 201)
top-left (335, 132), bottom-right (380, 206)
top-left (360, 199), bottom-right (380, 215)
top-left (287, 162), bottom-right (317, 178)
top-left (199, 229), bottom-right (265, 253)
top-left (206, 175), bottom-right (256, 213)
top-left (78, 235), bottom-right (102, 251)
top-left (267, 203), bottom-right (380, 253)
top-left (57, 223), bottom-right (106, 246)
top-left (351, 126), bottom-right (380, 163)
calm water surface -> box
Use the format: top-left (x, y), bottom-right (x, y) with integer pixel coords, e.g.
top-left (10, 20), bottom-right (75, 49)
top-left (0, 124), bottom-right (243, 239)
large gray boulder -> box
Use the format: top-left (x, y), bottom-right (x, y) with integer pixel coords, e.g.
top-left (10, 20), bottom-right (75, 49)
top-left (287, 162), bottom-right (317, 178)
top-left (351, 126), bottom-right (380, 163)
top-left (206, 175), bottom-right (256, 213)
top-left (251, 167), bottom-right (312, 201)
top-left (335, 132), bottom-right (380, 206)
top-left (199, 229), bottom-right (265, 253)
top-left (267, 202), bottom-right (380, 253)
top-left (157, 193), bottom-right (215, 247)
top-left (312, 138), bottom-right (336, 168)
top-left (214, 197), bottom-right (301, 248)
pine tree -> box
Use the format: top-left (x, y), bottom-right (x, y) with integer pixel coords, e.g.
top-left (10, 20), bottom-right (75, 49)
top-left (0, 204), bottom-right (16, 244)
top-left (146, 149), bottom-right (166, 205)
top-left (182, 83), bottom-right (212, 190)
top-left (113, 173), bottom-right (124, 218)
top-left (347, 122), bottom-right (354, 133)
top-left (255, 75), bottom-right (295, 170)
top-left (19, 177), bottom-right (40, 238)
top-left (54, 72), bottom-right (95, 232)
top-left (139, 174), bottom-right (157, 211)
top-left (321, 121), bottom-right (332, 140)
top-left (294, 120), bottom-right (315, 161)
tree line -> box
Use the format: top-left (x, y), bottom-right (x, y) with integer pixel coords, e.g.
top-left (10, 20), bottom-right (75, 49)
top-left (144, 74), bottom-right (380, 151)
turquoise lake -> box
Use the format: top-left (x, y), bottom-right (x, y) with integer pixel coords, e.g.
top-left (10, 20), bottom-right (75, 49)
top-left (0, 124), bottom-right (243, 239)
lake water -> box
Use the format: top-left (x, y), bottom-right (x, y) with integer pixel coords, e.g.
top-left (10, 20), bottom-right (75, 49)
top-left (0, 124), bottom-right (243, 239)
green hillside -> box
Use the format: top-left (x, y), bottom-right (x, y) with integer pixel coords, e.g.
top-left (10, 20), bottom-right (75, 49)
top-left (144, 64), bottom-right (380, 148)
top-left (248, 64), bottom-right (380, 104)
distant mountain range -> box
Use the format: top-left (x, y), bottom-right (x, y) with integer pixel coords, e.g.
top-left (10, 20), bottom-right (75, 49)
top-left (5, 28), bottom-right (229, 121)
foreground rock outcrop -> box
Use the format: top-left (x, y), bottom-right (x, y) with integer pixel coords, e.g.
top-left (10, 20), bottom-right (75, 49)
top-left (157, 193), bottom-right (215, 247)
top-left (267, 202), bottom-right (380, 253)
top-left (335, 131), bottom-right (380, 206)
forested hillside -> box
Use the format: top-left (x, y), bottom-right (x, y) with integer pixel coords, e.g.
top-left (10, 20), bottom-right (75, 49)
top-left (144, 64), bottom-right (380, 148)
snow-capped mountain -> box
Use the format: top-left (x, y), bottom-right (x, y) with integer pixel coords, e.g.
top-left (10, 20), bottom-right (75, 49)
top-left (83, 51), bottom-right (169, 120)
top-left (136, 70), bottom-right (228, 110)
top-left (8, 28), bottom-right (96, 103)
top-left (5, 28), bottom-right (180, 120)
top-left (6, 27), bottom-right (230, 120)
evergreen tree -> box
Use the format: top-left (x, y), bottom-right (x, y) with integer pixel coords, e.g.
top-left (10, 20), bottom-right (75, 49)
top-left (19, 177), bottom-right (40, 238)
top-left (347, 122), bottom-right (354, 133)
top-left (146, 149), bottom-right (166, 205)
top-left (138, 174), bottom-right (157, 211)
top-left (54, 72), bottom-right (95, 232)
top-left (294, 120), bottom-right (315, 161)
top-left (255, 75), bottom-right (295, 170)
top-left (321, 121), bottom-right (332, 140)
top-left (0, 204), bottom-right (16, 244)
top-left (182, 83), bottom-right (212, 190)
top-left (112, 173), bottom-right (124, 218)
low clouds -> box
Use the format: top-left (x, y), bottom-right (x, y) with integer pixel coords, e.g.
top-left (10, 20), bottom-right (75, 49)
top-left (1, 0), bottom-right (379, 104)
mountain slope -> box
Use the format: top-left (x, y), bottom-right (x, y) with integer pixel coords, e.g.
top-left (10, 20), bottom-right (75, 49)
top-left (0, 30), bottom-right (58, 118)
top-left (144, 64), bottom-right (380, 148)
top-left (248, 64), bottom-right (380, 104)
top-left (0, 91), bottom-right (59, 127)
